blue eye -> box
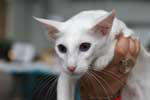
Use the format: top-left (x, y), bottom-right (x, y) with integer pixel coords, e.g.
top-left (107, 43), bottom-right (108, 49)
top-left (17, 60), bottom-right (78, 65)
top-left (79, 42), bottom-right (91, 52)
top-left (58, 44), bottom-right (67, 53)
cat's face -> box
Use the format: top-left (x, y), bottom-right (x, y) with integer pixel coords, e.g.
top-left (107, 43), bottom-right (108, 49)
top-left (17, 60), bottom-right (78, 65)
top-left (55, 28), bottom-right (103, 75)
top-left (35, 10), bottom-right (115, 76)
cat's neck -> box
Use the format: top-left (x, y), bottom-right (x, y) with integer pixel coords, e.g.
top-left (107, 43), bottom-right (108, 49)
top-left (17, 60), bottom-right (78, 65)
top-left (94, 39), bottom-right (117, 70)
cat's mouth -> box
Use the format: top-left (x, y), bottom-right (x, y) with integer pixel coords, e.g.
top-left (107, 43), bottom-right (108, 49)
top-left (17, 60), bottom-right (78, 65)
top-left (67, 71), bottom-right (81, 76)
top-left (64, 70), bottom-right (84, 78)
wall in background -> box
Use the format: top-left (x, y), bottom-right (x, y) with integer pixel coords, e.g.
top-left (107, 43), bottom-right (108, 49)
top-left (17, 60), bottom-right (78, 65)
top-left (0, 0), bottom-right (6, 40)
top-left (5, 0), bottom-right (150, 52)
top-left (6, 0), bottom-right (51, 53)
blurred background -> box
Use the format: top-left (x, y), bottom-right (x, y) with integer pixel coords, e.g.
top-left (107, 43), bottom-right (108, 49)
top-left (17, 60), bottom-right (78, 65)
top-left (0, 0), bottom-right (150, 100)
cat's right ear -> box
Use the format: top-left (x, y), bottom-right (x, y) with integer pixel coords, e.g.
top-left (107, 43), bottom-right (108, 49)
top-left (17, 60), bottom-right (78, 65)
top-left (34, 17), bottom-right (62, 40)
top-left (91, 10), bottom-right (116, 36)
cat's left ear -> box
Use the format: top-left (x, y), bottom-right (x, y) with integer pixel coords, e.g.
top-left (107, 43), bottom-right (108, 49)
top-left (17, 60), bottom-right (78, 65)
top-left (92, 10), bottom-right (116, 36)
top-left (34, 17), bottom-right (62, 40)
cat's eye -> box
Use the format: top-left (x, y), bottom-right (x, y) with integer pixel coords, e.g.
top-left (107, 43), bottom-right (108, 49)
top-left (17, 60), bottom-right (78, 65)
top-left (79, 42), bottom-right (91, 52)
top-left (58, 44), bottom-right (67, 53)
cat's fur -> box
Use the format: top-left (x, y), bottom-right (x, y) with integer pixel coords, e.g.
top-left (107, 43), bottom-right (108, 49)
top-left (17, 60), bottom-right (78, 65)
top-left (35, 10), bottom-right (150, 100)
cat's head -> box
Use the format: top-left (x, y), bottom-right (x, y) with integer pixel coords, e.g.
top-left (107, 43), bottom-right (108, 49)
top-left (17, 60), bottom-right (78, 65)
top-left (35, 10), bottom-right (116, 76)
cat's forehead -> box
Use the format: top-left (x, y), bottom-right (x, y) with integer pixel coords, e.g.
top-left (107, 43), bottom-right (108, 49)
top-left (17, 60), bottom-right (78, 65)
top-left (60, 21), bottom-right (94, 43)
top-left (60, 10), bottom-right (108, 35)
top-left (61, 20), bottom-right (92, 34)
top-left (57, 30), bottom-right (94, 47)
top-left (58, 31), bottom-right (87, 44)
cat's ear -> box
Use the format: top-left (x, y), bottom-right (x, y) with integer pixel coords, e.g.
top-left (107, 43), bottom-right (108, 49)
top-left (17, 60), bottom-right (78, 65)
top-left (92, 10), bottom-right (116, 36)
top-left (34, 17), bottom-right (62, 39)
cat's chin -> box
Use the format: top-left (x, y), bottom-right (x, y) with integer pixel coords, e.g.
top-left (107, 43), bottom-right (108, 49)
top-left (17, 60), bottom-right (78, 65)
top-left (64, 71), bottom-right (84, 79)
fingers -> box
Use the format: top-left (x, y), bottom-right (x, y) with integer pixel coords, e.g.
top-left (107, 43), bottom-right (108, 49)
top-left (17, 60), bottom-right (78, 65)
top-left (129, 38), bottom-right (136, 55)
top-left (135, 39), bottom-right (140, 54)
top-left (116, 36), bottom-right (129, 56)
top-left (115, 34), bottom-right (140, 59)
top-left (128, 36), bottom-right (140, 58)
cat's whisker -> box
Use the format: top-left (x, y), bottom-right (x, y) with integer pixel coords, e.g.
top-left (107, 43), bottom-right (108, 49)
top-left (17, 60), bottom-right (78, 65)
top-left (44, 80), bottom-right (55, 100)
top-left (88, 68), bottom-right (124, 86)
top-left (86, 71), bottom-right (97, 90)
top-left (88, 72), bottom-right (111, 100)
top-left (81, 72), bottom-right (92, 88)
top-left (39, 75), bottom-right (56, 88)
top-left (103, 70), bottom-right (121, 79)
top-left (90, 71), bottom-right (113, 95)
top-left (36, 74), bottom-right (52, 88)
top-left (47, 78), bottom-right (58, 100)
top-left (33, 75), bottom-right (53, 98)
top-left (44, 77), bottom-right (57, 100)
top-left (35, 75), bottom-right (57, 100)
top-left (42, 76), bottom-right (56, 89)
top-left (102, 70), bottom-right (125, 85)
top-left (85, 71), bottom-right (101, 98)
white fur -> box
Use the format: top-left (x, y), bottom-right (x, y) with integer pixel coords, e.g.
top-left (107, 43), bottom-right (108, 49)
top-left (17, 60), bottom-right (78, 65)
top-left (35, 10), bottom-right (150, 100)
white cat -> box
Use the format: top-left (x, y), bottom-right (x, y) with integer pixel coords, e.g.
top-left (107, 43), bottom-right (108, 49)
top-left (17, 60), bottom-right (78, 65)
top-left (35, 10), bottom-right (150, 100)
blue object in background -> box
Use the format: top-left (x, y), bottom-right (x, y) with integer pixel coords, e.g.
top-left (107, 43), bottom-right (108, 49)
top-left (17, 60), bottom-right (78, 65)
top-left (11, 70), bottom-right (81, 100)
top-left (75, 81), bottom-right (81, 100)
top-left (12, 71), bottom-right (57, 100)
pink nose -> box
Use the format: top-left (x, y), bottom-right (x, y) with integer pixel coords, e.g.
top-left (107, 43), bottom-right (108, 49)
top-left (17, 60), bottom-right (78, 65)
top-left (67, 66), bottom-right (76, 72)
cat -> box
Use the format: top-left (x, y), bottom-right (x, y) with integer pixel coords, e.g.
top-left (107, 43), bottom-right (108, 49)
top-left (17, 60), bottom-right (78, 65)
top-left (34, 9), bottom-right (150, 100)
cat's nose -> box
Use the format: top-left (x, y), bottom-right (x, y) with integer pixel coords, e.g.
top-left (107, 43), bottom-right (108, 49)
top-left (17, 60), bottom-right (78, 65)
top-left (67, 66), bottom-right (76, 72)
